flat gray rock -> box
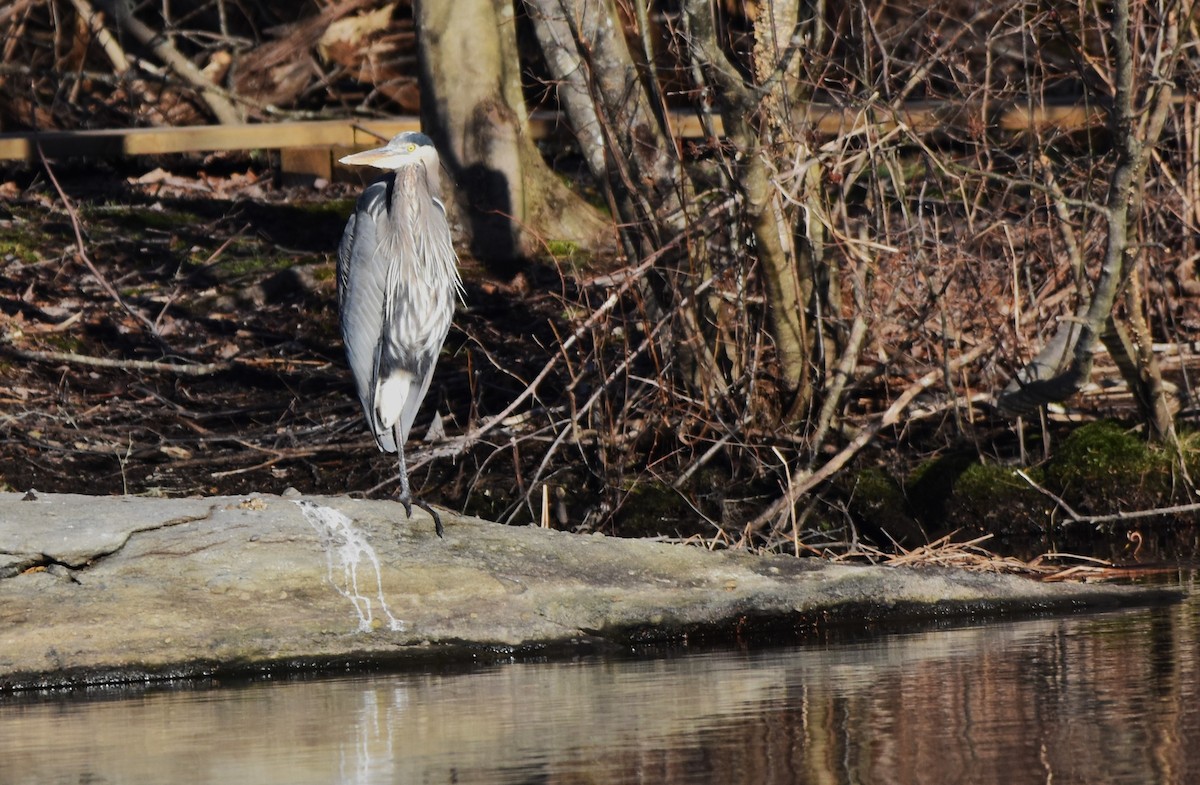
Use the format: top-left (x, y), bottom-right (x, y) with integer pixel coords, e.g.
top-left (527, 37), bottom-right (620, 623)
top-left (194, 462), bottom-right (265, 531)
top-left (0, 492), bottom-right (1176, 690)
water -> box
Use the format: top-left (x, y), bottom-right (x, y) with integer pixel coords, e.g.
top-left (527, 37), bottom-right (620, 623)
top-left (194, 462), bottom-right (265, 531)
top-left (2, 574), bottom-right (1196, 785)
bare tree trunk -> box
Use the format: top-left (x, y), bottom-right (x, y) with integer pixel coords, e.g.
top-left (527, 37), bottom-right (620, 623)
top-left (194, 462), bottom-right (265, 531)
top-left (414, 0), bottom-right (609, 266)
top-left (524, 0), bottom-right (684, 248)
top-left (752, 0), bottom-right (826, 421)
top-left (998, 0), bottom-right (1187, 443)
top-left (682, 0), bottom-right (826, 420)
top-left (525, 0), bottom-right (726, 398)
top-left (1107, 1), bottom-right (1188, 441)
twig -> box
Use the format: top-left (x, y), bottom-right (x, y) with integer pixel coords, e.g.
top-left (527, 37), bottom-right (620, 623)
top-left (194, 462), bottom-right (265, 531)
top-left (1013, 468), bottom-right (1085, 520)
top-left (211, 455), bottom-right (296, 478)
top-left (1014, 468), bottom-right (1200, 525)
top-left (499, 253), bottom-right (728, 522)
top-left (37, 147), bottom-right (168, 349)
top-left (752, 342), bottom-right (992, 532)
top-left (4, 346), bottom-right (234, 376)
top-left (409, 197), bottom-right (737, 471)
top-left (673, 431), bottom-right (735, 489)
top-left (155, 222), bottom-right (250, 331)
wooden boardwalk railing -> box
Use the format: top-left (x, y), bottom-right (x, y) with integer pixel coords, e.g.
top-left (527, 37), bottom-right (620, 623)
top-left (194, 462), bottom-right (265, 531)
top-left (0, 100), bottom-right (1125, 181)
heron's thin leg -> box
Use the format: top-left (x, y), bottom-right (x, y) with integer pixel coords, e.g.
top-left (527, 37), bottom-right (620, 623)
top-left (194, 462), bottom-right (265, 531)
top-left (394, 426), bottom-right (413, 516)
top-left (393, 423), bottom-right (444, 538)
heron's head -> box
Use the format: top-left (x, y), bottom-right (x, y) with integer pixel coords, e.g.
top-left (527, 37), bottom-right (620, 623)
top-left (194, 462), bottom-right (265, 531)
top-left (338, 132), bottom-right (439, 171)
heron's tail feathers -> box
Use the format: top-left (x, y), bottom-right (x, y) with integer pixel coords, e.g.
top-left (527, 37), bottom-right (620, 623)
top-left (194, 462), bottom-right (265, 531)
top-left (375, 369), bottom-right (414, 436)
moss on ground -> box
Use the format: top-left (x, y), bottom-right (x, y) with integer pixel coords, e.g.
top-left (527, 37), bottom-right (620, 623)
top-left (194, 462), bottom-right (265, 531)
top-left (102, 205), bottom-right (202, 232)
top-left (839, 420), bottom-right (1196, 545)
top-left (542, 239), bottom-right (593, 270)
top-left (0, 208), bottom-right (45, 263)
top-left (0, 239), bottom-right (40, 263)
top-left (942, 462), bottom-right (1051, 533)
top-left (1046, 420), bottom-right (1172, 515)
top-left (1049, 421), bottom-right (1159, 482)
top-left (215, 254), bottom-right (295, 277)
top-left (289, 197), bottom-right (355, 219)
top-left (845, 467), bottom-right (925, 545)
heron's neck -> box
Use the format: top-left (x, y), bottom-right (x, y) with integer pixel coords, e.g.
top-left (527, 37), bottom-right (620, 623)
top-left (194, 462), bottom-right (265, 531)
top-left (398, 160), bottom-right (442, 202)
top-left (388, 164), bottom-right (460, 292)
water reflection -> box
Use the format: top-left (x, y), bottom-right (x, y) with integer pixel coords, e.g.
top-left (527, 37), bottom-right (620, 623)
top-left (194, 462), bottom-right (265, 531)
top-left (2, 576), bottom-right (1196, 785)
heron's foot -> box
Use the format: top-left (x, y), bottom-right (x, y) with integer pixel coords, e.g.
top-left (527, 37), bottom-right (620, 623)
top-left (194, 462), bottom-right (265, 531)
top-left (414, 499), bottom-right (444, 538)
top-left (397, 494), bottom-right (445, 538)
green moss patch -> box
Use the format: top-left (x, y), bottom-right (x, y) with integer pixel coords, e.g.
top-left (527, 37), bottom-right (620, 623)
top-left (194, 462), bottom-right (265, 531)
top-left (845, 467), bottom-right (925, 545)
top-left (840, 420), bottom-right (1197, 546)
top-left (0, 239), bottom-right (40, 263)
top-left (1046, 420), bottom-right (1172, 515)
top-left (943, 462), bottom-right (1051, 533)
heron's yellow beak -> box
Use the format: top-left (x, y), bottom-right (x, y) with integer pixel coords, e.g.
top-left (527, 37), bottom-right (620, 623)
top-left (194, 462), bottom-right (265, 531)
top-left (338, 147), bottom-right (411, 169)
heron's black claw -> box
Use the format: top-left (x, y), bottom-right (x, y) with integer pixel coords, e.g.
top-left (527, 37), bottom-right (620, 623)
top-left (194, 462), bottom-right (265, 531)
top-left (414, 500), bottom-right (445, 538)
top-left (397, 494), bottom-right (444, 538)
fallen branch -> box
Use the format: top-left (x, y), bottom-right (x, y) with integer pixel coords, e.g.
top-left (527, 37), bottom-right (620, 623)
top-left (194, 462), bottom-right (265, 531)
top-left (1014, 469), bottom-right (1200, 525)
top-left (68, 0), bottom-right (131, 73)
top-left (92, 0), bottom-right (243, 124)
top-left (3, 345), bottom-right (235, 376)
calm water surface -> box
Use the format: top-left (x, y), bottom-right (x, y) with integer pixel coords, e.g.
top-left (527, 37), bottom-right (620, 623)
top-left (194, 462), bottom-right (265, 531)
top-left (3, 573), bottom-right (1196, 785)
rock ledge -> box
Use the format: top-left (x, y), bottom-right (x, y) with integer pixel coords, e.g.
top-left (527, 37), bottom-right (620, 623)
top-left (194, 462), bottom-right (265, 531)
top-left (0, 492), bottom-right (1178, 690)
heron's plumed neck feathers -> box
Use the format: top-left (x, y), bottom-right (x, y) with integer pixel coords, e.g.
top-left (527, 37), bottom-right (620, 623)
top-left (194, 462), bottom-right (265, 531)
top-left (385, 165), bottom-right (462, 296)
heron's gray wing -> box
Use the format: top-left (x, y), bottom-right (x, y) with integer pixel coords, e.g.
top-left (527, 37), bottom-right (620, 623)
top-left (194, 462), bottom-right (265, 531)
top-left (337, 175), bottom-right (397, 453)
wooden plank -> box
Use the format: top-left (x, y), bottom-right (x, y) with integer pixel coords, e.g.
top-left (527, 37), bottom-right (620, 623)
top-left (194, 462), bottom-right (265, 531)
top-left (0, 100), bottom-right (1160, 163)
top-left (280, 147), bottom-right (334, 185)
top-left (0, 118), bottom-right (422, 161)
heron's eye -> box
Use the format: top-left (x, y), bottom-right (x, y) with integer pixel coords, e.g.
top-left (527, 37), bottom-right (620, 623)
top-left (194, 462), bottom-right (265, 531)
top-left (406, 143), bottom-right (417, 152)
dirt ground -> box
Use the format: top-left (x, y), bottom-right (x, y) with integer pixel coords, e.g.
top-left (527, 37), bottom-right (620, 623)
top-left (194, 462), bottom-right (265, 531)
top-left (5, 154), bottom-right (1200, 564)
top-left (0, 154), bottom-right (575, 522)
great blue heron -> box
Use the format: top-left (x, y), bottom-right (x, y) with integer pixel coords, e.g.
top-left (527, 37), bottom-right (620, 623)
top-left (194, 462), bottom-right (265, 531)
top-left (337, 131), bottom-right (462, 537)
